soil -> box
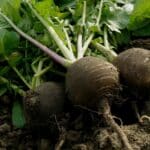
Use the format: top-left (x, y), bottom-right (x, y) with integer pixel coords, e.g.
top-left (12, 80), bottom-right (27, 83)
top-left (0, 97), bottom-right (150, 150)
top-left (0, 39), bottom-right (150, 150)
top-left (130, 38), bottom-right (150, 50)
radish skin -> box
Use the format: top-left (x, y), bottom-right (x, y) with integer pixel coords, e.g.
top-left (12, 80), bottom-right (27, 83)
top-left (114, 48), bottom-right (150, 124)
top-left (66, 56), bottom-right (133, 150)
top-left (24, 82), bottom-right (65, 128)
top-left (114, 48), bottom-right (150, 90)
top-left (66, 56), bottom-right (119, 109)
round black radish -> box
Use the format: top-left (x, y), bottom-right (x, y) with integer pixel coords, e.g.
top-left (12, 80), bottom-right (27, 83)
top-left (23, 82), bottom-right (65, 134)
top-left (66, 56), bottom-right (119, 110)
top-left (114, 48), bottom-right (150, 125)
top-left (114, 48), bottom-right (150, 91)
top-left (66, 56), bottom-right (133, 150)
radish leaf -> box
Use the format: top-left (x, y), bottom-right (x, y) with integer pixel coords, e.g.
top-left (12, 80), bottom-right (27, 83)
top-left (0, 29), bottom-right (20, 56)
top-left (128, 0), bottom-right (150, 36)
top-left (0, 0), bottom-right (21, 22)
top-left (12, 100), bottom-right (26, 128)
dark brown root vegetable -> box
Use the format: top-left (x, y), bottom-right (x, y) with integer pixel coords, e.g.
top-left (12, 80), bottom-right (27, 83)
top-left (66, 56), bottom-right (133, 150)
top-left (66, 56), bottom-right (119, 110)
top-left (114, 48), bottom-right (150, 123)
top-left (23, 82), bottom-right (65, 133)
top-left (114, 48), bottom-right (150, 91)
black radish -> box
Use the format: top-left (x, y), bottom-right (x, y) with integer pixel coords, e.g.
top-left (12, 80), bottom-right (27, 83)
top-left (114, 48), bottom-right (150, 91)
top-left (114, 48), bottom-right (150, 123)
top-left (1, 9), bottom-right (133, 149)
top-left (66, 56), bottom-right (133, 150)
top-left (24, 82), bottom-right (65, 131)
top-left (66, 56), bottom-right (119, 109)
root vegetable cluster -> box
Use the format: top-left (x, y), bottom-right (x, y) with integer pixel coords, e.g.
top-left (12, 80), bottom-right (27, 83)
top-left (22, 48), bottom-right (150, 150)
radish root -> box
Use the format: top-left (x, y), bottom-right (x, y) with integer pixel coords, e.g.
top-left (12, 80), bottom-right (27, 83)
top-left (101, 98), bottom-right (133, 150)
top-left (140, 115), bottom-right (150, 123)
top-left (54, 128), bottom-right (66, 150)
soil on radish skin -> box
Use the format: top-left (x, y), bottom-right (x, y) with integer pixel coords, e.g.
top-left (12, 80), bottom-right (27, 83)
top-left (0, 95), bottom-right (150, 150)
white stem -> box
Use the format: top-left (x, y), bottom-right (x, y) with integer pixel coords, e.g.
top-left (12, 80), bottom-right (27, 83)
top-left (26, 2), bottom-right (76, 61)
top-left (104, 26), bottom-right (110, 49)
top-left (96, 0), bottom-right (104, 25)
top-left (77, 1), bottom-right (87, 59)
top-left (0, 12), bottom-right (72, 67)
top-left (82, 33), bottom-right (94, 55)
top-left (92, 42), bottom-right (117, 62)
top-left (77, 33), bottom-right (83, 59)
top-left (63, 28), bottom-right (73, 53)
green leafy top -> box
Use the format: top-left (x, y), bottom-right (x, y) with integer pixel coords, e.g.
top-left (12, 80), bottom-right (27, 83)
top-left (128, 0), bottom-right (150, 36)
top-left (0, 0), bottom-right (21, 22)
top-left (0, 0), bottom-right (140, 96)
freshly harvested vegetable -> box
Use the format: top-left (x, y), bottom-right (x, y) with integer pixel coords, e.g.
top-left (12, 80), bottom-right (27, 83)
top-left (0, 0), bottom-right (138, 95)
top-left (114, 48), bottom-right (150, 91)
top-left (0, 1), bottom-right (134, 148)
top-left (66, 56), bottom-right (119, 109)
top-left (66, 56), bottom-right (132, 150)
top-left (24, 82), bottom-right (65, 129)
top-left (114, 48), bottom-right (150, 123)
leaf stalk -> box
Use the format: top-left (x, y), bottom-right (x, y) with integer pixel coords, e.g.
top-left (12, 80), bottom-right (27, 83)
top-left (0, 12), bottom-right (72, 68)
